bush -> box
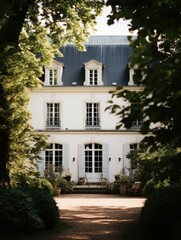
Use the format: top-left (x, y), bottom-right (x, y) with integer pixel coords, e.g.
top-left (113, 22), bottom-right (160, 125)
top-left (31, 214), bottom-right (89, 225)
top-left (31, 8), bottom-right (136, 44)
top-left (58, 178), bottom-right (74, 194)
top-left (143, 179), bottom-right (170, 196)
top-left (28, 188), bottom-right (60, 230)
top-left (13, 173), bottom-right (53, 195)
top-left (0, 187), bottom-right (60, 233)
top-left (0, 188), bottom-right (44, 232)
top-left (141, 185), bottom-right (181, 240)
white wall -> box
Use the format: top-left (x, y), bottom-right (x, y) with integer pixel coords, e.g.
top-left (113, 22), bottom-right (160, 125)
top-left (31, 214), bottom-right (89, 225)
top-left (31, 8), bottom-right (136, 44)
top-left (29, 85), bottom-right (144, 182)
top-left (28, 86), bottom-right (126, 131)
top-left (37, 131), bottom-right (143, 182)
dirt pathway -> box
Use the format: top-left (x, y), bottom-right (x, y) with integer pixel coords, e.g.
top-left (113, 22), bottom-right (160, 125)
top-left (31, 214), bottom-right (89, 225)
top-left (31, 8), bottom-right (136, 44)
top-left (55, 194), bottom-right (146, 240)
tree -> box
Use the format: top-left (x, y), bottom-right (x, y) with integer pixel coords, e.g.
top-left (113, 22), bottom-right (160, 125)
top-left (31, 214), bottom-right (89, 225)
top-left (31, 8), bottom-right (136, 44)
top-left (0, 0), bottom-right (104, 186)
top-left (106, 0), bottom-right (181, 150)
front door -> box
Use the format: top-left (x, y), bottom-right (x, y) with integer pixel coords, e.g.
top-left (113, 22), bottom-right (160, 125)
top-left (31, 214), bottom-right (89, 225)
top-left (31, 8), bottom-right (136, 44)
top-left (85, 143), bottom-right (102, 183)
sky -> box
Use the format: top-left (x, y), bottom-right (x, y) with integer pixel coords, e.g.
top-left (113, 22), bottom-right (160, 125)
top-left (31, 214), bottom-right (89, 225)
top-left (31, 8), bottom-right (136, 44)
top-left (92, 6), bottom-right (132, 36)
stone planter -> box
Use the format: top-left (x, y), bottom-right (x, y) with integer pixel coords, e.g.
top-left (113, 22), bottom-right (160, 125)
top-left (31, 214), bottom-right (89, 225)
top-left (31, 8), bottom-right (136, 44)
top-left (119, 182), bottom-right (127, 195)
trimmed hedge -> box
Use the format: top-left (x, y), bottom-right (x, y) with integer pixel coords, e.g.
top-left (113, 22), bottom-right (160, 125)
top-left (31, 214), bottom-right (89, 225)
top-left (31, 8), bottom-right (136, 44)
top-left (141, 185), bottom-right (181, 240)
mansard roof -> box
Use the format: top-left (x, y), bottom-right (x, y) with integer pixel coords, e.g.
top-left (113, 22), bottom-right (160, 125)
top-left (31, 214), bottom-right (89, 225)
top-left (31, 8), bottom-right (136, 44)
top-left (54, 35), bottom-right (134, 86)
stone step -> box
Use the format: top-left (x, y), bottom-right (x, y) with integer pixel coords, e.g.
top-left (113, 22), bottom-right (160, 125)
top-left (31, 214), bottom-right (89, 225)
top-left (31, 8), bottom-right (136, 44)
top-left (73, 184), bottom-right (107, 194)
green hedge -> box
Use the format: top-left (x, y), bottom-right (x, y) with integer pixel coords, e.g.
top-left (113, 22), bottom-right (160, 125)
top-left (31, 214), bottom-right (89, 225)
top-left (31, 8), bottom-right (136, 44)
top-left (28, 188), bottom-right (59, 230)
top-left (0, 187), bottom-right (59, 233)
top-left (141, 185), bottom-right (181, 240)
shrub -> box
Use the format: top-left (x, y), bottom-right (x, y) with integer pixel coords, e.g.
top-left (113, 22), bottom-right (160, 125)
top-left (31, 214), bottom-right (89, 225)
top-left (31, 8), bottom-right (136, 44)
top-left (141, 185), bottom-right (181, 240)
top-left (0, 188), bottom-right (44, 232)
top-left (143, 179), bottom-right (170, 196)
top-left (33, 178), bottom-right (54, 195)
top-left (13, 173), bottom-right (54, 195)
top-left (58, 178), bottom-right (74, 194)
top-left (28, 188), bottom-right (60, 230)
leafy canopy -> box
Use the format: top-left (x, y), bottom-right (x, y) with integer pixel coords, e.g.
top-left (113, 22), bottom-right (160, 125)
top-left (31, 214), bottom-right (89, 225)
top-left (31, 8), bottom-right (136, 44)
top-left (107, 0), bottom-right (181, 149)
top-left (0, 0), bottom-right (104, 184)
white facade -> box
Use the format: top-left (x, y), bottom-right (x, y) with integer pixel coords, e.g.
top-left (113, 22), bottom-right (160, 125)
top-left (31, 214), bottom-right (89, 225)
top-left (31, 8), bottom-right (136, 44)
top-left (29, 85), bottom-right (143, 183)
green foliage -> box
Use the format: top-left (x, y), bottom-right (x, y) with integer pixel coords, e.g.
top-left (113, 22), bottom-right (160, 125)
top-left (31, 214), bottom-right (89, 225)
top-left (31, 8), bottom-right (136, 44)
top-left (58, 178), bottom-right (74, 194)
top-left (0, 0), bottom-right (104, 185)
top-left (106, 0), bottom-right (181, 151)
top-left (44, 164), bottom-right (63, 189)
top-left (0, 187), bottom-right (59, 232)
top-left (0, 188), bottom-right (44, 232)
top-left (127, 145), bottom-right (181, 188)
top-left (141, 185), bottom-right (181, 240)
top-left (12, 173), bottom-right (54, 195)
top-left (102, 180), bottom-right (120, 194)
top-left (27, 188), bottom-right (60, 230)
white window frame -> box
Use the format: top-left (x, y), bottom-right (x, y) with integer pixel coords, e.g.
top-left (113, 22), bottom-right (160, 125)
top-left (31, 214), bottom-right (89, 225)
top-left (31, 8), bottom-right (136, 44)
top-left (83, 59), bottom-right (103, 86)
top-left (85, 143), bottom-right (103, 173)
top-left (46, 102), bottom-right (61, 128)
top-left (131, 103), bottom-right (144, 129)
top-left (45, 143), bottom-right (63, 172)
top-left (129, 143), bottom-right (140, 151)
top-left (85, 102), bottom-right (100, 128)
top-left (44, 60), bottom-right (64, 86)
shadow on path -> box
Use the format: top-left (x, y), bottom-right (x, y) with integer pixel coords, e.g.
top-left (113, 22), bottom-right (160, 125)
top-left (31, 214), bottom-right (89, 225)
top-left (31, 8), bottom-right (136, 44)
top-left (0, 194), bottom-right (145, 240)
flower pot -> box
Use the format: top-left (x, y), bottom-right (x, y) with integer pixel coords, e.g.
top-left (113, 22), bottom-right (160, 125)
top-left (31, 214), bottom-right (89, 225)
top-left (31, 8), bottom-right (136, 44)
top-left (78, 177), bottom-right (85, 185)
top-left (54, 188), bottom-right (61, 196)
top-left (119, 183), bottom-right (127, 195)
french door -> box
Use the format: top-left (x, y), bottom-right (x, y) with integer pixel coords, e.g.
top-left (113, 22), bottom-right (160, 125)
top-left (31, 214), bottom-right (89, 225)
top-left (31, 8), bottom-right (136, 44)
top-left (85, 143), bottom-right (102, 182)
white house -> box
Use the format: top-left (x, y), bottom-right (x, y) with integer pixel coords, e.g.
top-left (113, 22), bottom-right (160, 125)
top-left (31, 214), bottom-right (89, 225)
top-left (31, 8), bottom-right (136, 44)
top-left (28, 36), bottom-right (143, 183)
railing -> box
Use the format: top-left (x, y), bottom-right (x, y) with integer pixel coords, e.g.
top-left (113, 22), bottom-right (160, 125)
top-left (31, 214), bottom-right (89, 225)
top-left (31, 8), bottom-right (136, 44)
top-left (85, 120), bottom-right (100, 129)
top-left (46, 120), bottom-right (61, 128)
top-left (131, 120), bottom-right (144, 129)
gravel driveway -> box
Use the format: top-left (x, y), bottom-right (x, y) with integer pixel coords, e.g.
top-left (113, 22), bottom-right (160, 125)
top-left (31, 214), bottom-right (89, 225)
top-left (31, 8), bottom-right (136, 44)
top-left (55, 194), bottom-right (146, 240)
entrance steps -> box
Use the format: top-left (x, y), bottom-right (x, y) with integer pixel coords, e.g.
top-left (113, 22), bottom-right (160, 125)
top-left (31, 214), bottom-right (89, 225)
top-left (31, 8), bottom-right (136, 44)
top-left (73, 184), bottom-right (107, 194)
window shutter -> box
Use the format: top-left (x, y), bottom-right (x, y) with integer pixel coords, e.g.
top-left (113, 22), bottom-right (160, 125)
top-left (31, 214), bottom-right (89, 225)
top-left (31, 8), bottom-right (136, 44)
top-left (78, 144), bottom-right (85, 178)
top-left (38, 151), bottom-right (44, 177)
top-left (103, 143), bottom-right (109, 179)
top-left (63, 144), bottom-right (69, 170)
top-left (123, 143), bottom-right (130, 171)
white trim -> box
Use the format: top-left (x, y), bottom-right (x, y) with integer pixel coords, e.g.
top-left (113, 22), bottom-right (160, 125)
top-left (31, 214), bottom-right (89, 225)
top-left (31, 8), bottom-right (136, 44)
top-left (83, 59), bottom-right (103, 86)
top-left (44, 60), bottom-right (64, 86)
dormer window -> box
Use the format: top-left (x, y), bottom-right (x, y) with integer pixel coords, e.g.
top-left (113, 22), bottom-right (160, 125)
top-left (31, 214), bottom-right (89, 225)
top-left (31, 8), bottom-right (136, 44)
top-left (44, 60), bottom-right (64, 86)
top-left (84, 59), bottom-right (103, 86)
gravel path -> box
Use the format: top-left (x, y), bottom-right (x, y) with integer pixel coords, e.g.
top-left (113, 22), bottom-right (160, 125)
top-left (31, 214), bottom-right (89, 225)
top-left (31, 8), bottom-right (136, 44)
top-left (55, 194), bottom-right (146, 240)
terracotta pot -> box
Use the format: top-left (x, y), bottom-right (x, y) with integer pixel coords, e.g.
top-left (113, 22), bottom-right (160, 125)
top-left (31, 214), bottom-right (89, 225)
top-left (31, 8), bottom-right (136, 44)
top-left (54, 188), bottom-right (61, 196)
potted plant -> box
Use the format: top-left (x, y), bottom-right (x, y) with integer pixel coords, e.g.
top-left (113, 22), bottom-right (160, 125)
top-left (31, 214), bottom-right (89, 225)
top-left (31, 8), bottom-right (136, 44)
top-left (119, 175), bottom-right (130, 195)
top-left (44, 164), bottom-right (63, 196)
top-left (62, 169), bottom-right (72, 182)
top-left (114, 173), bottom-right (121, 182)
top-left (78, 177), bottom-right (85, 185)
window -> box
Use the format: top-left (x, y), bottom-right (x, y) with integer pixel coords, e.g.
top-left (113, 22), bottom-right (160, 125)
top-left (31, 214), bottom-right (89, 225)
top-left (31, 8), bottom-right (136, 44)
top-left (45, 143), bottom-right (63, 172)
top-left (49, 69), bottom-right (57, 85)
top-left (90, 69), bottom-right (98, 85)
top-left (44, 60), bottom-right (64, 86)
top-left (84, 59), bottom-right (103, 86)
top-left (131, 103), bottom-right (143, 129)
top-left (85, 143), bottom-right (102, 173)
top-left (86, 103), bottom-right (100, 128)
top-left (130, 143), bottom-right (140, 151)
top-left (46, 103), bottom-right (60, 128)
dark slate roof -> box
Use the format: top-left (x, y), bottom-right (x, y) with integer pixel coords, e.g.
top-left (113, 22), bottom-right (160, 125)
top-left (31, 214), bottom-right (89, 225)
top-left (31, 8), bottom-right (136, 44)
top-left (54, 35), bottom-right (134, 86)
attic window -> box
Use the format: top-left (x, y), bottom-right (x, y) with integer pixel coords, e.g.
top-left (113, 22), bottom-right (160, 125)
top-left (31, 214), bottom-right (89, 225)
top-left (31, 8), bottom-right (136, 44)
top-left (83, 59), bottom-right (103, 86)
top-left (44, 60), bottom-right (64, 86)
